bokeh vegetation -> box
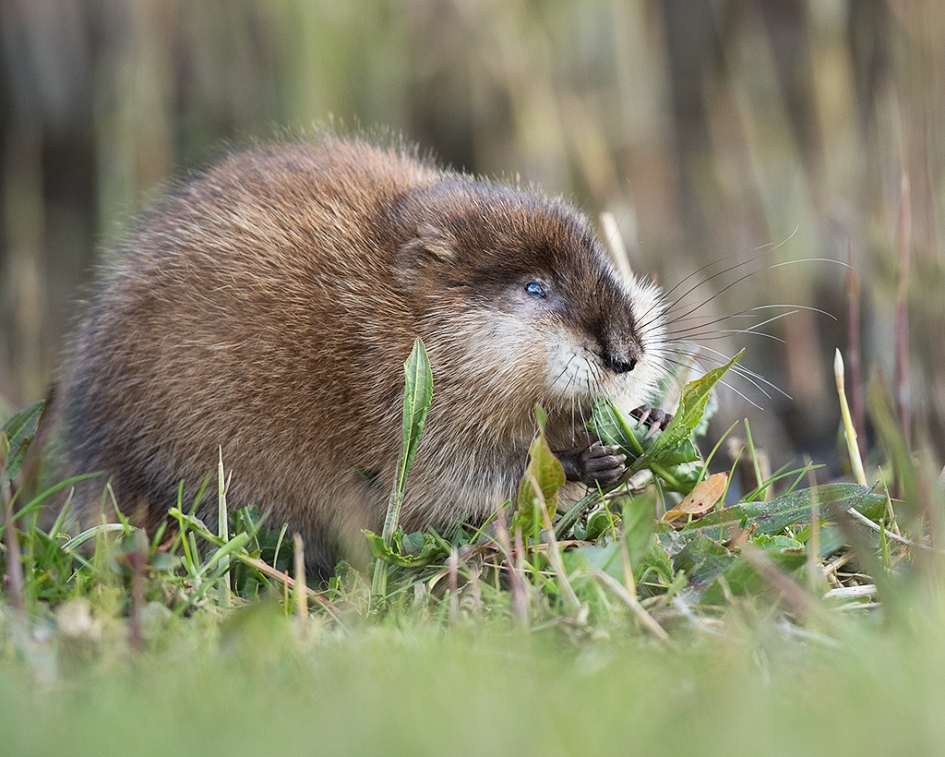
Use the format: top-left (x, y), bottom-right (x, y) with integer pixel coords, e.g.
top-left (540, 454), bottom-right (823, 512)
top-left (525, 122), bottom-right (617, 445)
top-left (2, 0), bottom-right (944, 469)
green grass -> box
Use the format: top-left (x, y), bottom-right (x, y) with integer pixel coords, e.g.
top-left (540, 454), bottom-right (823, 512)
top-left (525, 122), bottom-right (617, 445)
top-left (2, 340), bottom-right (943, 756)
top-left (4, 604), bottom-right (945, 756)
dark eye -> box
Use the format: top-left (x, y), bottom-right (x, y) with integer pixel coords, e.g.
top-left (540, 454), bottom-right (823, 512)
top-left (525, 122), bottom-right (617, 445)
top-left (524, 282), bottom-right (547, 299)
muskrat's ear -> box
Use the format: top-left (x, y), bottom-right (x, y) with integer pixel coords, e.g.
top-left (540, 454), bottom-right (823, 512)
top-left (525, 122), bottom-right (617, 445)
top-left (394, 224), bottom-right (456, 289)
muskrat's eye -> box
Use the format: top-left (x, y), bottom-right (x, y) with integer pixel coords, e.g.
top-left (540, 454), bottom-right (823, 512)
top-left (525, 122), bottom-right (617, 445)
top-left (524, 282), bottom-right (547, 299)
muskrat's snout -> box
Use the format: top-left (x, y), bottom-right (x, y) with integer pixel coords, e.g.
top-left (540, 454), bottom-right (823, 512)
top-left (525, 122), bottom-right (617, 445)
top-left (598, 317), bottom-right (645, 376)
top-left (602, 353), bottom-right (638, 375)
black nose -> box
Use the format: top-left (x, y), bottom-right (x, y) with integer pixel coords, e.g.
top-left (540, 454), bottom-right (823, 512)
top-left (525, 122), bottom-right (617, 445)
top-left (604, 354), bottom-right (637, 374)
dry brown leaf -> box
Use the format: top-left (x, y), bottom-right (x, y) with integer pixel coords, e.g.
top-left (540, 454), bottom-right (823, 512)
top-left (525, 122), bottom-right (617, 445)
top-left (723, 522), bottom-right (758, 549)
top-left (663, 471), bottom-right (729, 523)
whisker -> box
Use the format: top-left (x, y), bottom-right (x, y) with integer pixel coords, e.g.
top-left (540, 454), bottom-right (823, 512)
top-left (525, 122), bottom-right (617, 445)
top-left (644, 259), bottom-right (837, 342)
top-left (652, 230), bottom-right (796, 306)
top-left (770, 258), bottom-right (850, 271)
top-left (664, 303), bottom-right (836, 336)
top-left (666, 329), bottom-right (787, 344)
top-left (552, 353), bottom-right (578, 390)
top-left (650, 343), bottom-right (792, 400)
top-left (746, 303), bottom-right (838, 320)
top-left (667, 307), bottom-right (822, 346)
top-left (716, 378), bottom-right (765, 411)
top-left (636, 229), bottom-right (801, 332)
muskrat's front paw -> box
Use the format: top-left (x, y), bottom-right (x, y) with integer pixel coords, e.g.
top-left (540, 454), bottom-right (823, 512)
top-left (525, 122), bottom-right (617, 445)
top-left (630, 404), bottom-right (672, 436)
top-left (577, 440), bottom-right (627, 488)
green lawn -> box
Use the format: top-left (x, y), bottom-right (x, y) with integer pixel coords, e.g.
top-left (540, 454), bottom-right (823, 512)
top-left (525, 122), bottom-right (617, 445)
top-left (3, 604), bottom-right (945, 757)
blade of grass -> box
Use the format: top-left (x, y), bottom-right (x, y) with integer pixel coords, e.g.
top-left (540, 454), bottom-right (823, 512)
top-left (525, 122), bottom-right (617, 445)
top-left (1, 434), bottom-right (25, 614)
top-left (217, 448), bottom-right (231, 608)
top-left (539, 495), bottom-right (580, 614)
top-left (293, 533), bottom-right (307, 626)
top-left (834, 350), bottom-right (867, 486)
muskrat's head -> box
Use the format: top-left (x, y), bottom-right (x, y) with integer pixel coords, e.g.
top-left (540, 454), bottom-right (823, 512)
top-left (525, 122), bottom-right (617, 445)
top-left (393, 179), bottom-right (666, 421)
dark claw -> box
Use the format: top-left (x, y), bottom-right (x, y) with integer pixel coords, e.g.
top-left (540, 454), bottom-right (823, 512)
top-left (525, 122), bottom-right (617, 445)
top-left (583, 441), bottom-right (626, 475)
top-left (630, 404), bottom-right (672, 431)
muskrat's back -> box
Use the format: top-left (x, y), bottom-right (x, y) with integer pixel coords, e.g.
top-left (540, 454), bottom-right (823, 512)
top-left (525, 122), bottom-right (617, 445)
top-left (49, 137), bottom-right (666, 577)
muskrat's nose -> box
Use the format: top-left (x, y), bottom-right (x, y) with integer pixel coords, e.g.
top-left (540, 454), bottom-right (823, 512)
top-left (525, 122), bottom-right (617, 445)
top-left (604, 354), bottom-right (638, 374)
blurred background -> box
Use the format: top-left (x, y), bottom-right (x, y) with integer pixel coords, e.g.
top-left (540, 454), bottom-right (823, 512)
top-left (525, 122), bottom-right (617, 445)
top-left (1, 0), bottom-right (942, 475)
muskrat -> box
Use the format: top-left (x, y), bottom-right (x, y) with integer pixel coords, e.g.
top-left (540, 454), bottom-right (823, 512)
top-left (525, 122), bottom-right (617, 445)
top-left (45, 136), bottom-right (668, 577)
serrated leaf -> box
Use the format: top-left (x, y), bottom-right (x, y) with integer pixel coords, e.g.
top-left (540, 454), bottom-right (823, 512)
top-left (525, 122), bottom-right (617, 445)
top-left (678, 482), bottom-right (884, 541)
top-left (2, 399), bottom-right (44, 480)
top-left (586, 354), bottom-right (739, 494)
top-left (399, 530), bottom-right (427, 555)
top-left (692, 390), bottom-right (719, 438)
top-left (588, 398), bottom-right (707, 492)
top-left (633, 351), bottom-right (743, 472)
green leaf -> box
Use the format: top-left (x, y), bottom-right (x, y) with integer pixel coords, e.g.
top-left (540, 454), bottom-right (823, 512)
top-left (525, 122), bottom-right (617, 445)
top-left (622, 494), bottom-right (655, 569)
top-left (201, 532), bottom-right (253, 574)
top-left (374, 338), bottom-right (434, 600)
top-left (674, 534), bottom-right (735, 592)
top-left (678, 483), bottom-right (885, 541)
top-left (752, 533), bottom-right (804, 551)
top-left (633, 351), bottom-right (743, 473)
top-left (363, 528), bottom-right (444, 568)
top-left (559, 354), bottom-right (741, 538)
top-left (653, 439), bottom-right (701, 468)
top-left (637, 538), bottom-right (676, 588)
top-left (562, 541), bottom-right (624, 582)
top-left (1, 399), bottom-right (44, 480)
top-left (589, 398), bottom-right (647, 459)
top-left (394, 338), bottom-right (434, 497)
top-left (516, 406), bottom-right (567, 539)
top-left (584, 509), bottom-right (612, 542)
top-left (586, 354), bottom-right (739, 494)
top-left (700, 550), bottom-right (807, 605)
top-left (657, 461), bottom-right (704, 494)
top-left (534, 403), bottom-right (548, 431)
top-left (149, 552), bottom-right (183, 572)
top-left (692, 389), bottom-right (719, 439)
top-left (795, 523), bottom-right (848, 558)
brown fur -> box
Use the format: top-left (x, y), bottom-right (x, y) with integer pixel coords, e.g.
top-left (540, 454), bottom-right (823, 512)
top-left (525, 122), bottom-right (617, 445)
top-left (46, 137), bottom-right (666, 576)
